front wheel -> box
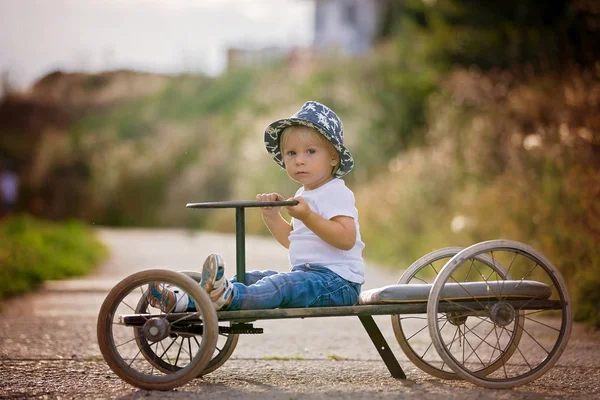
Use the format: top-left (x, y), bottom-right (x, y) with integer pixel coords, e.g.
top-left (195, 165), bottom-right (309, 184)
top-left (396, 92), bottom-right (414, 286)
top-left (97, 269), bottom-right (218, 391)
top-left (176, 271), bottom-right (239, 377)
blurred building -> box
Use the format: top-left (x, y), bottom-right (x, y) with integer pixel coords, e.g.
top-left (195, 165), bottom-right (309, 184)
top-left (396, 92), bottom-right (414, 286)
top-left (227, 0), bottom-right (384, 71)
top-left (313, 0), bottom-right (383, 55)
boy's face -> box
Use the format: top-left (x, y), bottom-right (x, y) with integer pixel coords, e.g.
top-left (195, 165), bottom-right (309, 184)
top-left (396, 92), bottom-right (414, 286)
top-left (281, 131), bottom-right (339, 190)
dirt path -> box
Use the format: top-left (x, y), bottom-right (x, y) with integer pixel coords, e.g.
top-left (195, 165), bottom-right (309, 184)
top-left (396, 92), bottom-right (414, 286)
top-left (0, 228), bottom-right (599, 399)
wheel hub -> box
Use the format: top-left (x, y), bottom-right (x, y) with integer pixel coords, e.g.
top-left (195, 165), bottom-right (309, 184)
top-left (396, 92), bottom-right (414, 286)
top-left (447, 312), bottom-right (468, 326)
top-left (142, 317), bottom-right (171, 341)
top-left (489, 302), bottom-right (515, 326)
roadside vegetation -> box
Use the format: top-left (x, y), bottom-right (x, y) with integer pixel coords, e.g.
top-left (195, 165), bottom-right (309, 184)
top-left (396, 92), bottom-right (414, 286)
top-left (0, 215), bottom-right (108, 304)
top-left (0, 1), bottom-right (598, 327)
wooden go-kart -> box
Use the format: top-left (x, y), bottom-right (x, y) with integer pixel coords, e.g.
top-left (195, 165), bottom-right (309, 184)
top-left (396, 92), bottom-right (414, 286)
top-left (97, 200), bottom-right (572, 391)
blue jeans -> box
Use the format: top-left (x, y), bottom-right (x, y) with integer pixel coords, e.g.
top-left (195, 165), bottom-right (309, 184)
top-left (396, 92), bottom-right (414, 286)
top-left (225, 264), bottom-right (361, 311)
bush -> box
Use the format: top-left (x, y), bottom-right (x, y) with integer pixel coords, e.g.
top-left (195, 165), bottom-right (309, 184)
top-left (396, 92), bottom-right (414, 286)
top-left (0, 215), bottom-right (108, 301)
top-left (359, 66), bottom-right (600, 328)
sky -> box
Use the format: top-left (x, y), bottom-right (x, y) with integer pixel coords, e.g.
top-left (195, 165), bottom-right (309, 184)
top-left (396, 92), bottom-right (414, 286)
top-left (0, 0), bottom-right (314, 90)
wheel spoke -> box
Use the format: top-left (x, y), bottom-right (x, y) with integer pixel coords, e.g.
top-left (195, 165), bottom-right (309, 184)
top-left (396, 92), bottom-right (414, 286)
top-left (158, 338), bottom-right (177, 370)
top-left (127, 348), bottom-right (143, 368)
top-left (487, 328), bottom-right (499, 366)
top-left (522, 315), bottom-right (562, 332)
top-left (444, 316), bottom-right (488, 349)
top-left (116, 333), bottom-right (145, 348)
top-left (460, 329), bottom-right (487, 369)
top-left (512, 339), bottom-right (534, 371)
top-left (462, 322), bottom-right (499, 365)
top-left (492, 324), bottom-right (509, 378)
top-left (463, 322), bottom-right (507, 354)
top-left (472, 262), bottom-right (502, 298)
top-left (428, 262), bottom-right (439, 275)
top-left (174, 336), bottom-right (184, 367)
top-left (518, 322), bottom-right (552, 356)
top-left (504, 251), bottom-right (517, 277)
top-left (406, 323), bottom-right (430, 341)
top-left (446, 278), bottom-right (488, 311)
top-left (463, 258), bottom-right (475, 283)
top-left (193, 335), bottom-right (202, 349)
top-left (121, 299), bottom-right (149, 321)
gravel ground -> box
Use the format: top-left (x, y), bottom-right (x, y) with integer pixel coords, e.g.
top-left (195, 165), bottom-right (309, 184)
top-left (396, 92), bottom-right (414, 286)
top-left (1, 229), bottom-right (599, 399)
top-left (1, 358), bottom-right (598, 400)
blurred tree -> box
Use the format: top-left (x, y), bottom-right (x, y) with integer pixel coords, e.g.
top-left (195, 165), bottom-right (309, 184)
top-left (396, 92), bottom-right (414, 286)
top-left (379, 0), bottom-right (600, 71)
top-left (367, 0), bottom-right (600, 165)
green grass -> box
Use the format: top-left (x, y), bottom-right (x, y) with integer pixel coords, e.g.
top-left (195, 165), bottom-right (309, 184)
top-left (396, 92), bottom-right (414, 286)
top-left (263, 356), bottom-right (306, 361)
top-left (326, 354), bottom-right (349, 361)
top-left (0, 215), bottom-right (108, 302)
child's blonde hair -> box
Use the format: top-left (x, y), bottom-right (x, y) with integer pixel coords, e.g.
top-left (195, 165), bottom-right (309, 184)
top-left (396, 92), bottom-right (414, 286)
top-left (280, 125), bottom-right (340, 175)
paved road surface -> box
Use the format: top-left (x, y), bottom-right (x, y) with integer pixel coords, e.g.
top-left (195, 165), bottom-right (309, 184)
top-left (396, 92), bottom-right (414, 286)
top-left (1, 229), bottom-right (599, 399)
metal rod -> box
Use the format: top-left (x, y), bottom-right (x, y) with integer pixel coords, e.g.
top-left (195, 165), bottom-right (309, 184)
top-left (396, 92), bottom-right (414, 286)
top-left (121, 299), bottom-right (562, 325)
top-left (235, 207), bottom-right (246, 284)
top-left (187, 200), bottom-right (298, 209)
top-left (358, 315), bottom-right (406, 379)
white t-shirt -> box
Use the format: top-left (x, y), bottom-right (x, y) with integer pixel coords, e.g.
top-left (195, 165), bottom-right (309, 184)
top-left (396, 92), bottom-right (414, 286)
top-left (288, 178), bottom-right (365, 284)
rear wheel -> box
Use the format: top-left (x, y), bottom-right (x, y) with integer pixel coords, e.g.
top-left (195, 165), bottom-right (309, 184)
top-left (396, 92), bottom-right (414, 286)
top-left (428, 240), bottom-right (572, 388)
top-left (392, 247), bottom-right (521, 380)
top-left (392, 248), bottom-right (464, 380)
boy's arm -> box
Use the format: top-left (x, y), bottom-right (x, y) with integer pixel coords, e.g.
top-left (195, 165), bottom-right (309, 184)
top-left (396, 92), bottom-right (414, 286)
top-left (262, 213), bottom-right (293, 249)
top-left (286, 197), bottom-right (356, 251)
top-left (301, 213), bottom-right (356, 251)
top-left (257, 192), bottom-right (292, 248)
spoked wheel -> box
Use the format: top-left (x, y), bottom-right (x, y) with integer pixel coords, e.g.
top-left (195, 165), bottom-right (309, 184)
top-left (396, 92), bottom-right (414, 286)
top-left (97, 269), bottom-right (218, 390)
top-left (176, 271), bottom-right (240, 377)
top-left (133, 289), bottom-right (238, 377)
top-left (427, 240), bottom-right (572, 388)
top-left (391, 248), bottom-right (518, 380)
top-left (134, 307), bottom-right (238, 377)
top-left (199, 322), bottom-right (239, 376)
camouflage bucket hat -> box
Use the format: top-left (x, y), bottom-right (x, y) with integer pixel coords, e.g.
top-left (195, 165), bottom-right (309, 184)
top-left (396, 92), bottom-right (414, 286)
top-left (264, 101), bottom-right (354, 178)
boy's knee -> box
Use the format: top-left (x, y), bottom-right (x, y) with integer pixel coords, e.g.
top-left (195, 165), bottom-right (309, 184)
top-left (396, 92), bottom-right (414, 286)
top-left (233, 269), bottom-right (282, 285)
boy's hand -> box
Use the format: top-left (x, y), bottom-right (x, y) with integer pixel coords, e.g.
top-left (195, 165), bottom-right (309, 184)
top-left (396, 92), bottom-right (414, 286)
top-left (285, 196), bottom-right (311, 220)
top-left (256, 193), bottom-right (285, 217)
